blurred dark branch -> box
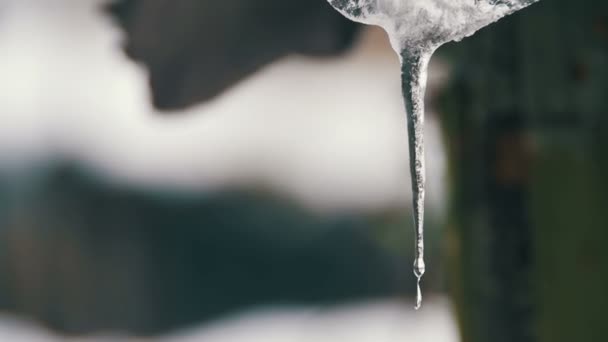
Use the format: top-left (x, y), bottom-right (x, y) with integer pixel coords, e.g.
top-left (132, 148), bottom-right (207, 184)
top-left (105, 0), bottom-right (359, 110)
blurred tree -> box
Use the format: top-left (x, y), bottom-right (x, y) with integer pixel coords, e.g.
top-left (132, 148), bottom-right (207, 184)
top-left (440, 0), bottom-right (608, 341)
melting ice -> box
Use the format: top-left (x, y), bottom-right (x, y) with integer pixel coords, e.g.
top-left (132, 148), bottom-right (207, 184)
top-left (327, 0), bottom-right (540, 309)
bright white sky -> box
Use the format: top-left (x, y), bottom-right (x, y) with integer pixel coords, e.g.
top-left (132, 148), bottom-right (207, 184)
top-left (0, 0), bottom-right (447, 214)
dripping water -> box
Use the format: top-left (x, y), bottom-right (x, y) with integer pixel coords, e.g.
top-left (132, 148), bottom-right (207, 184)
top-left (400, 47), bottom-right (434, 310)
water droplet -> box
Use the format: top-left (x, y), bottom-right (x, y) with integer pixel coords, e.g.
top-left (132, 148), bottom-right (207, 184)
top-left (415, 277), bottom-right (423, 310)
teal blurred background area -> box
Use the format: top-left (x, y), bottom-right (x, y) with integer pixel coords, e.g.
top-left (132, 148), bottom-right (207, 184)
top-left (0, 166), bottom-right (450, 338)
top-left (0, 0), bottom-right (455, 340)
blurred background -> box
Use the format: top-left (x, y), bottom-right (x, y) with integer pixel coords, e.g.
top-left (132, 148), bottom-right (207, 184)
top-left (0, 0), bottom-right (606, 341)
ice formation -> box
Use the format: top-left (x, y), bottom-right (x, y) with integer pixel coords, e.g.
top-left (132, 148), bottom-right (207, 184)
top-left (328, 0), bottom-right (539, 52)
top-left (327, 0), bottom-right (540, 309)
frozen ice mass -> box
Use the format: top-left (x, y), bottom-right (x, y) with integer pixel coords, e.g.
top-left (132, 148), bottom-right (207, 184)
top-left (327, 0), bottom-right (540, 309)
top-left (328, 0), bottom-right (539, 52)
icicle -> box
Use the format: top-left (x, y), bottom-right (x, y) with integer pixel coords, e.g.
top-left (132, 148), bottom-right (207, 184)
top-left (326, 0), bottom-right (541, 310)
top-left (416, 278), bottom-right (423, 310)
top-left (400, 47), bottom-right (434, 310)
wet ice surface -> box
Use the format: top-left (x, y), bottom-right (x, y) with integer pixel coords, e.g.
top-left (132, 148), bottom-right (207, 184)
top-left (327, 0), bottom-right (540, 309)
top-left (0, 298), bottom-right (458, 341)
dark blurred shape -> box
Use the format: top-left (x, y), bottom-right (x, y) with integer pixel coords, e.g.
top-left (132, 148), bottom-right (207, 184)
top-left (440, 0), bottom-right (608, 341)
top-left (105, 0), bottom-right (359, 110)
top-left (0, 166), bottom-right (408, 335)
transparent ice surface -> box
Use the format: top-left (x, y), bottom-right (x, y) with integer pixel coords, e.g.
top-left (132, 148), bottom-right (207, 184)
top-left (327, 0), bottom-right (540, 309)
